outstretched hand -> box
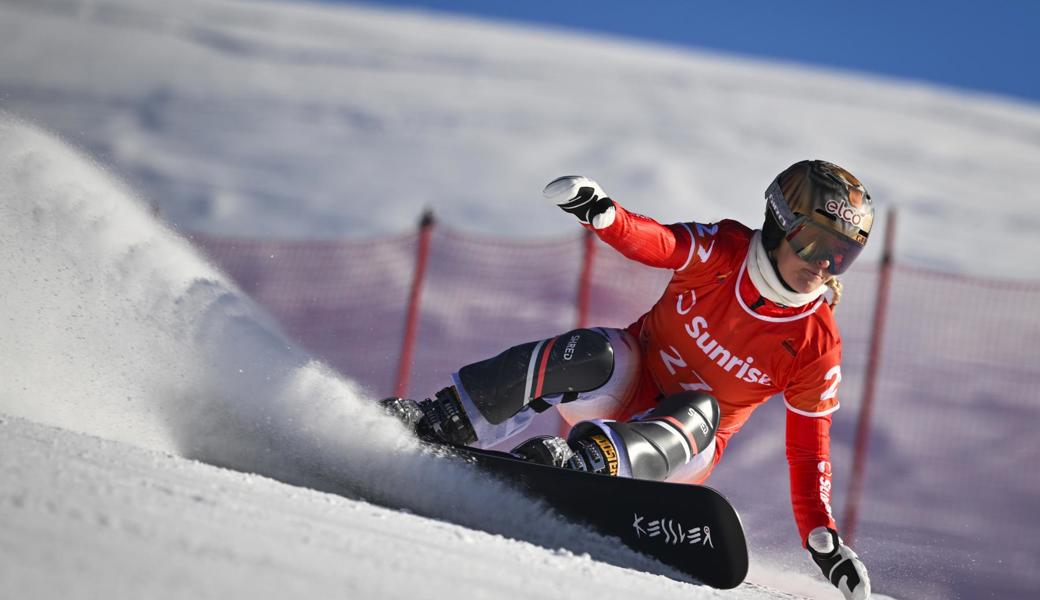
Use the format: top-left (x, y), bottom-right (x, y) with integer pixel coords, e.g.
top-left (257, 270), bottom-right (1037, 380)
top-left (807, 527), bottom-right (871, 600)
top-left (543, 176), bottom-right (616, 229)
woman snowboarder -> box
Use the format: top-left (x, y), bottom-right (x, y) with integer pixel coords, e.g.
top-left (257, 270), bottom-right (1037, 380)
top-left (386, 160), bottom-right (873, 600)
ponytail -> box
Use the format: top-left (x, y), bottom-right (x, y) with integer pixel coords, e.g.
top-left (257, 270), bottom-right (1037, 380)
top-left (825, 277), bottom-right (843, 309)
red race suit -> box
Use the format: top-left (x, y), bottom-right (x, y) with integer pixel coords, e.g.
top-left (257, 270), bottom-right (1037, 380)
top-left (587, 203), bottom-right (841, 543)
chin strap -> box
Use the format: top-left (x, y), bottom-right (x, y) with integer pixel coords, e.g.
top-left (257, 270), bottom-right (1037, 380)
top-left (746, 230), bottom-right (826, 308)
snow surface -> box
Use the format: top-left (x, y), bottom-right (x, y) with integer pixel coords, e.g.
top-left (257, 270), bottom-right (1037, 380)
top-left (2, 0), bottom-right (1037, 598)
top-left (0, 415), bottom-right (721, 600)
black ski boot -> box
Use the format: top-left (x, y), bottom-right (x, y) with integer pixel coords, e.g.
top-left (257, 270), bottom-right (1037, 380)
top-left (380, 386), bottom-right (478, 446)
top-left (510, 434), bottom-right (620, 475)
top-left (511, 391), bottom-right (719, 480)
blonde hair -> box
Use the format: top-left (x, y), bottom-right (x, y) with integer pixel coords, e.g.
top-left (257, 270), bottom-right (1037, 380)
top-left (825, 277), bottom-right (843, 309)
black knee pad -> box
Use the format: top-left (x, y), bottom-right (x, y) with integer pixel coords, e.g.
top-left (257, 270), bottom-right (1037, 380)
top-left (456, 329), bottom-right (614, 425)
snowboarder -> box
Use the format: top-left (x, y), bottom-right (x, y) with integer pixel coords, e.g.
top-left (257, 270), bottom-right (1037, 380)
top-left (385, 160), bottom-right (872, 599)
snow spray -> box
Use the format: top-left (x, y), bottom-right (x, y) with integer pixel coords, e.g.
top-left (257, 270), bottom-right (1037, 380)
top-left (0, 116), bottom-right (676, 577)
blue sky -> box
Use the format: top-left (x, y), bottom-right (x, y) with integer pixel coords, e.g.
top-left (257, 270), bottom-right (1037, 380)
top-left (337, 0), bottom-right (1040, 105)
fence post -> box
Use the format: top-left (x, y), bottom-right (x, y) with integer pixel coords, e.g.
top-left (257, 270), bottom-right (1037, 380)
top-left (394, 209), bottom-right (435, 398)
top-left (557, 229), bottom-right (599, 436)
top-left (575, 229), bottom-right (597, 329)
top-left (842, 208), bottom-right (897, 546)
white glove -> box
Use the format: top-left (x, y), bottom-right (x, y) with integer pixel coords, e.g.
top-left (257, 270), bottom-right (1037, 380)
top-left (807, 527), bottom-right (871, 600)
top-left (542, 176), bottom-right (616, 229)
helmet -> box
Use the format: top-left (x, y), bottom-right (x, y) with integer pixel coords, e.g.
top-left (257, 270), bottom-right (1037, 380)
top-left (762, 160), bottom-right (874, 275)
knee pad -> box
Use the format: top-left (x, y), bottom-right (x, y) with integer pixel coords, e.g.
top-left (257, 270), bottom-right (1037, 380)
top-left (568, 391), bottom-right (719, 481)
top-left (556, 328), bottom-right (642, 425)
top-left (455, 329), bottom-right (614, 425)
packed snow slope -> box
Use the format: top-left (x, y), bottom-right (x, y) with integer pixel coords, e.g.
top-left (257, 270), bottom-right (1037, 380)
top-left (3, 415), bottom-right (805, 600)
top-left (0, 117), bottom-right (886, 600)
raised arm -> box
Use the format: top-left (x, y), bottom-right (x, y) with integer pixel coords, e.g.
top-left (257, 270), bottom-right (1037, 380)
top-left (543, 176), bottom-right (692, 270)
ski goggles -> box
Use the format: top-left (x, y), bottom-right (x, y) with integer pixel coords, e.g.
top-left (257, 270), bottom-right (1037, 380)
top-left (785, 217), bottom-right (865, 275)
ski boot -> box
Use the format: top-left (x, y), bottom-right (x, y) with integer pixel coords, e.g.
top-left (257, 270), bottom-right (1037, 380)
top-left (380, 386), bottom-right (478, 446)
top-left (511, 391), bottom-right (719, 480)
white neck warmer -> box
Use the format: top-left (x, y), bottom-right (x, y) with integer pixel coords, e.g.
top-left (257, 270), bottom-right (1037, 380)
top-left (745, 230), bottom-right (827, 308)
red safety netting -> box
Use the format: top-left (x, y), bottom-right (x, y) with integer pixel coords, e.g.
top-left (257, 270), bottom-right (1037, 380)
top-left (195, 225), bottom-right (1040, 600)
top-left (409, 227), bottom-right (585, 400)
top-left (194, 233), bottom-right (416, 396)
top-left (851, 267), bottom-right (1040, 599)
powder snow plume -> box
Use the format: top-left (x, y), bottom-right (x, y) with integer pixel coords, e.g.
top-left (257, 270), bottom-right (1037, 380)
top-left (0, 115), bottom-right (681, 578)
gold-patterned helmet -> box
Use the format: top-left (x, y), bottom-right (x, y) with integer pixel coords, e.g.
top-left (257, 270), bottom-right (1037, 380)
top-left (764, 160), bottom-right (874, 275)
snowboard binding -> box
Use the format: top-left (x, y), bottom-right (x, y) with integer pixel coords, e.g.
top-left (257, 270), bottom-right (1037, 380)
top-left (510, 435), bottom-right (576, 468)
top-left (380, 386), bottom-right (478, 446)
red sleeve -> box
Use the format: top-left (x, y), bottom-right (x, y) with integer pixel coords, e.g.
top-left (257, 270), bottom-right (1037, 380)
top-left (590, 203), bottom-right (693, 270)
top-left (786, 410), bottom-right (838, 545)
top-left (784, 345), bottom-right (842, 417)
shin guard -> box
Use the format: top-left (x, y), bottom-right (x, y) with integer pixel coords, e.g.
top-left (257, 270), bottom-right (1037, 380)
top-left (567, 391), bottom-right (720, 481)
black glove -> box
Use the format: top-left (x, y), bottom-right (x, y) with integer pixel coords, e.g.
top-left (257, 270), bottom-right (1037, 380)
top-left (807, 527), bottom-right (872, 600)
top-left (542, 176), bottom-right (616, 228)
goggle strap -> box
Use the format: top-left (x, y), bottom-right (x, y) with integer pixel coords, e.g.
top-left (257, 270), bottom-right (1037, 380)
top-left (765, 180), bottom-right (799, 231)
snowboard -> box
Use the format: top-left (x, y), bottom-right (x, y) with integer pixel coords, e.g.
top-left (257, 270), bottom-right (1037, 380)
top-left (448, 444), bottom-right (749, 589)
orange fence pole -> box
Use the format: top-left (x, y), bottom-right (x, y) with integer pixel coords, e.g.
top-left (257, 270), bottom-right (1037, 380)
top-left (575, 229), bottom-right (597, 329)
top-left (559, 229), bottom-right (599, 436)
top-left (393, 210), bottom-right (435, 398)
top-left (843, 208), bottom-right (898, 546)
